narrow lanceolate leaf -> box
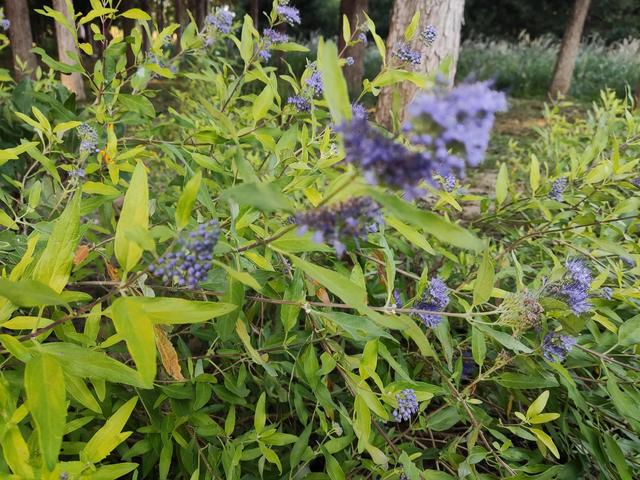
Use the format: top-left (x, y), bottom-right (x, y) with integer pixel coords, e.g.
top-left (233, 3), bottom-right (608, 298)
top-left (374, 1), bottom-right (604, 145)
top-left (154, 325), bottom-right (184, 381)
top-left (530, 428), bottom-right (560, 459)
top-left (115, 297), bottom-right (237, 325)
top-left (33, 192), bottom-right (81, 292)
top-left (110, 298), bottom-right (156, 388)
top-left (254, 392), bottom-right (267, 434)
top-left (473, 248), bottom-right (495, 306)
top-left (0, 279), bottom-right (66, 307)
top-left (530, 154), bottom-right (540, 193)
top-left (82, 397), bottom-right (138, 463)
top-left (176, 170), bottom-right (202, 230)
top-left (496, 163), bottom-right (509, 206)
top-left (25, 353), bottom-right (66, 471)
top-left (114, 162), bottom-right (149, 272)
top-left (318, 38), bottom-right (351, 122)
top-left (527, 390), bottom-right (550, 419)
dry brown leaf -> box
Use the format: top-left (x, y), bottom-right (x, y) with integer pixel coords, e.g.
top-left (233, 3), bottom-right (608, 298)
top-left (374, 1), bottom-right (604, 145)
top-left (316, 287), bottom-right (331, 305)
top-left (154, 325), bottom-right (185, 381)
top-left (105, 261), bottom-right (120, 282)
top-left (73, 244), bottom-right (90, 265)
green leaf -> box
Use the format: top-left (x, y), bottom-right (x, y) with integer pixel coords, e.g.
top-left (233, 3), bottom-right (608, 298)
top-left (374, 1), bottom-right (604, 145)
top-left (115, 162), bottom-right (149, 272)
top-left (290, 424), bottom-right (312, 469)
top-left (240, 15), bottom-right (254, 65)
top-left (529, 413), bottom-right (560, 424)
top-left (474, 323), bottom-right (532, 353)
top-left (473, 248), bottom-right (494, 306)
top-left (252, 85), bottom-right (274, 123)
top-left (530, 428), bottom-right (560, 459)
top-left (221, 182), bottom-right (293, 212)
top-left (530, 154), bottom-right (540, 193)
top-left (318, 38), bottom-right (351, 122)
top-left (404, 11), bottom-right (421, 41)
top-left (33, 193), bottom-right (81, 292)
top-left (82, 397), bottom-right (138, 463)
top-left (0, 209), bottom-right (17, 230)
top-left (120, 8), bottom-right (151, 20)
top-left (114, 297), bottom-right (237, 325)
top-left (342, 15), bottom-right (351, 45)
top-left (604, 433), bottom-right (632, 480)
top-left (0, 279), bottom-right (66, 307)
top-left (41, 343), bottom-right (145, 387)
top-left (320, 311), bottom-right (394, 342)
top-left (176, 171), bottom-right (202, 230)
top-left (236, 319), bottom-right (277, 376)
top-left (213, 261), bottom-right (262, 292)
top-left (25, 353), bottom-right (66, 471)
top-left (426, 406), bottom-right (461, 431)
top-left (494, 372), bottom-right (559, 389)
top-left (526, 390), bottom-right (549, 419)
top-left (471, 326), bottom-right (486, 367)
top-left (324, 452), bottom-right (345, 480)
top-left (110, 298), bottom-right (156, 388)
top-left (0, 334), bottom-right (32, 362)
top-left (385, 216), bottom-right (434, 254)
top-left (618, 315), bottom-right (640, 346)
top-left (254, 392), bottom-right (266, 434)
top-left (281, 269), bottom-right (304, 334)
top-left (367, 189), bottom-right (482, 251)
top-left (496, 163), bottom-right (509, 205)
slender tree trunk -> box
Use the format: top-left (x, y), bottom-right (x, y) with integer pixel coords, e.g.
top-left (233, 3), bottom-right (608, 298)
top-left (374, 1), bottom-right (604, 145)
top-left (122, 0), bottom-right (137, 67)
top-left (548, 0), bottom-right (591, 98)
top-left (375, 0), bottom-right (465, 127)
top-left (174, 0), bottom-right (185, 45)
top-left (339, 0), bottom-right (368, 94)
top-left (157, 0), bottom-right (165, 31)
top-left (52, 0), bottom-right (86, 100)
top-left (5, 0), bottom-right (38, 80)
top-left (195, 0), bottom-right (207, 30)
top-left (250, 0), bottom-right (260, 28)
top-left (140, 0), bottom-right (150, 52)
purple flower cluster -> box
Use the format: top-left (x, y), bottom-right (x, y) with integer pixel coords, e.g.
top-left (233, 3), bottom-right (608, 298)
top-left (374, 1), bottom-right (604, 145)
top-left (287, 95), bottom-right (311, 112)
top-left (392, 389), bottom-right (419, 422)
top-left (358, 32), bottom-right (368, 44)
top-left (276, 4), bottom-right (301, 26)
top-left (630, 177), bottom-right (640, 188)
top-left (305, 69), bottom-right (324, 96)
top-left (77, 124), bottom-right (98, 154)
top-left (295, 197), bottom-right (382, 256)
top-left (259, 28), bottom-right (289, 61)
top-left (542, 332), bottom-right (576, 362)
top-left (558, 258), bottom-right (592, 315)
top-left (393, 41), bottom-right (421, 66)
top-left (407, 81), bottom-right (508, 174)
top-left (345, 56), bottom-right (355, 66)
top-left (0, 10), bottom-right (9, 31)
top-left (70, 168), bottom-right (86, 179)
top-left (550, 177), bottom-right (568, 201)
top-left (351, 102), bottom-right (368, 119)
top-left (421, 25), bottom-right (437, 46)
top-left (442, 174), bottom-right (456, 192)
top-left (205, 7), bottom-right (234, 34)
top-left (416, 277), bottom-right (450, 328)
top-left (149, 220), bottom-right (219, 288)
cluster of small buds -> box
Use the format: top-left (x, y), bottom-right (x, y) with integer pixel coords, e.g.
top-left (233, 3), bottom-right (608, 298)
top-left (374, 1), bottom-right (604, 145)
top-left (345, 56), bottom-right (355, 66)
top-left (0, 9), bottom-right (9, 31)
top-left (294, 197), bottom-right (383, 256)
top-left (392, 389), bottom-right (419, 422)
top-left (421, 25), bottom-right (437, 46)
top-left (542, 332), bottom-right (576, 362)
top-left (494, 349), bottom-right (511, 367)
top-left (549, 177), bottom-right (568, 201)
top-left (202, 6), bottom-right (234, 46)
top-left (600, 286), bottom-right (612, 300)
top-left (305, 68), bottom-right (324, 96)
top-left (416, 277), bottom-right (450, 328)
top-left (149, 220), bottom-right (219, 288)
top-left (393, 41), bottom-right (421, 66)
top-left (287, 95), bottom-right (311, 113)
top-left (441, 174), bottom-right (456, 192)
top-left (498, 290), bottom-right (544, 331)
top-left (351, 102), bottom-right (368, 119)
top-left (554, 258), bottom-right (593, 315)
top-left (69, 168), bottom-right (86, 179)
top-left (258, 27), bottom-right (289, 61)
top-left (77, 124), bottom-right (98, 154)
top-left (276, 2), bottom-right (301, 26)
top-left (331, 421), bottom-right (343, 436)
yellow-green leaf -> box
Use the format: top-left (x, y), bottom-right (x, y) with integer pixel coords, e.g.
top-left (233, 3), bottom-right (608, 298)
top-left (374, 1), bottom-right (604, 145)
top-left (0, 209), bottom-right (17, 230)
top-left (120, 8), bottom-right (151, 20)
top-left (252, 84), bottom-right (274, 123)
top-left (176, 171), bottom-right (202, 230)
top-left (82, 397), bottom-right (138, 463)
top-left (526, 390), bottom-right (549, 419)
top-left (530, 427), bottom-right (560, 459)
top-left (530, 154), bottom-right (540, 193)
top-left (115, 162), bottom-right (149, 272)
top-left (529, 413), bottom-right (560, 424)
top-left (25, 353), bottom-right (66, 471)
top-left (404, 11), bottom-right (421, 41)
top-left (255, 392), bottom-right (266, 434)
top-left (318, 38), bottom-right (351, 122)
top-left (473, 248), bottom-right (494, 306)
top-left (496, 163), bottom-right (509, 205)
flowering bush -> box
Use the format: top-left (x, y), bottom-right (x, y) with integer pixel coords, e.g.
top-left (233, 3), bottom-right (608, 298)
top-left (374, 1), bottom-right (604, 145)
top-left (0, 3), bottom-right (639, 480)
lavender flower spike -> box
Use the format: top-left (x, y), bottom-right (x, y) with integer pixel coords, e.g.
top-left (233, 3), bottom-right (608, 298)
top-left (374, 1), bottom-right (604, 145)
top-left (276, 4), bottom-right (301, 25)
top-left (393, 389), bottom-right (419, 422)
top-left (550, 177), bottom-right (568, 201)
top-left (416, 277), bottom-right (450, 328)
top-left (542, 333), bottom-right (576, 362)
top-left (559, 258), bottom-right (592, 314)
top-left (287, 95), bottom-right (311, 113)
top-left (393, 41), bottom-right (421, 65)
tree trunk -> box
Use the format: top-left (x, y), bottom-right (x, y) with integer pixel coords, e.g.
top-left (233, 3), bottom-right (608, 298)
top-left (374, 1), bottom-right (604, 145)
top-left (375, 0), bottom-right (465, 128)
top-left (157, 0), bottom-right (165, 31)
top-left (250, 0), bottom-right (260, 28)
top-left (122, 0), bottom-right (137, 67)
top-left (5, 0), bottom-right (38, 80)
top-left (174, 0), bottom-right (185, 44)
top-left (548, 0), bottom-right (591, 98)
top-left (339, 0), bottom-right (368, 94)
top-left (195, 0), bottom-right (207, 30)
top-left (52, 0), bottom-right (86, 100)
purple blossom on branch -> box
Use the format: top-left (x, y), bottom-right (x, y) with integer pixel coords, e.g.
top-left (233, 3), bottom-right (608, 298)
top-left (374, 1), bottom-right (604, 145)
top-left (295, 197), bottom-right (383, 256)
top-left (259, 28), bottom-right (289, 61)
top-left (77, 124), bottom-right (98, 154)
top-left (392, 389), bottom-right (419, 422)
top-left (276, 4), bottom-right (301, 25)
top-left (351, 102), bottom-right (368, 119)
top-left (393, 41), bottom-right (421, 65)
top-left (305, 70), bottom-right (324, 96)
top-left (205, 7), bottom-right (234, 34)
top-left (416, 277), bottom-right (450, 328)
top-left (542, 332), bottom-right (576, 362)
top-left (287, 95), bottom-right (311, 112)
top-left (558, 258), bottom-right (593, 315)
top-left (550, 177), bottom-right (568, 201)
top-left (421, 25), bottom-right (437, 46)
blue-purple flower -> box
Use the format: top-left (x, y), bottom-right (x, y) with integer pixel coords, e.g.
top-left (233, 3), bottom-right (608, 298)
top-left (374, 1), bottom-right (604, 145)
top-left (276, 4), bottom-right (301, 26)
top-left (295, 197), bottom-right (382, 256)
top-left (630, 177), bottom-right (640, 188)
top-left (259, 27), bottom-right (289, 61)
top-left (77, 124), bottom-right (98, 155)
top-left (205, 7), bottom-right (234, 34)
top-left (305, 70), bottom-right (323, 96)
top-left (392, 389), bottom-right (419, 422)
top-left (558, 258), bottom-right (592, 315)
top-left (393, 41), bottom-right (421, 65)
top-left (287, 95), bottom-right (311, 113)
top-left (542, 332), bottom-right (576, 362)
top-left (358, 32), bottom-right (368, 44)
top-left (550, 177), bottom-right (568, 201)
top-left (0, 10), bottom-right (9, 31)
top-left (416, 277), bottom-right (450, 328)
top-left (442, 174), bottom-right (456, 192)
top-left (421, 25), bottom-right (437, 46)
top-left (351, 102), bottom-right (368, 119)
top-left (345, 56), bottom-right (355, 66)
top-left (149, 220), bottom-right (219, 288)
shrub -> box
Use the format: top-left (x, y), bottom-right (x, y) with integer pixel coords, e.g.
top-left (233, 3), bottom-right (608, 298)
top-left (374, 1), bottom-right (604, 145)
top-left (0, 4), bottom-right (639, 480)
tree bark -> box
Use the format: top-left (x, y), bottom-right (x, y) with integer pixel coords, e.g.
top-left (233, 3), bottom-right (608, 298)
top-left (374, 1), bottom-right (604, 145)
top-left (5, 0), bottom-right (38, 80)
top-left (174, 0), bottom-right (185, 43)
top-left (375, 0), bottom-right (465, 127)
top-left (195, 0), bottom-right (207, 30)
top-left (157, 0), bottom-right (165, 31)
top-left (339, 0), bottom-right (368, 94)
top-left (52, 0), bottom-right (86, 100)
top-left (548, 0), bottom-right (591, 98)
top-left (250, 0), bottom-right (260, 28)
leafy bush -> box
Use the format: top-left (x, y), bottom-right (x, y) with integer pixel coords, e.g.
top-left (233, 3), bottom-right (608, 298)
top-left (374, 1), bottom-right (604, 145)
top-left (457, 34), bottom-right (640, 100)
top-left (1, 4), bottom-right (639, 480)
